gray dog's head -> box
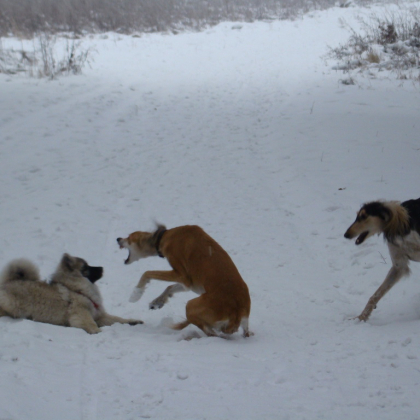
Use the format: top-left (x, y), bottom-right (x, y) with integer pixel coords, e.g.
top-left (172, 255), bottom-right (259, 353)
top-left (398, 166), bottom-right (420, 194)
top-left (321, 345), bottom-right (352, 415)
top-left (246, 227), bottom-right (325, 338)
top-left (60, 253), bottom-right (103, 283)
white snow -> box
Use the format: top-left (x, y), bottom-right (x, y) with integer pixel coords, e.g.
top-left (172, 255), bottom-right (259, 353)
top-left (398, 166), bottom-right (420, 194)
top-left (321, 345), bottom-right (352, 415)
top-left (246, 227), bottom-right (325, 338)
top-left (1, 3), bottom-right (420, 419)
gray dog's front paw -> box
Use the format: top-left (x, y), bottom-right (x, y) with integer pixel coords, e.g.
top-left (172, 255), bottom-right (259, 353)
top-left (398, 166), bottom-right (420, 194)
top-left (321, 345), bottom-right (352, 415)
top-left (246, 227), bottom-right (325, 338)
top-left (149, 298), bottom-right (165, 310)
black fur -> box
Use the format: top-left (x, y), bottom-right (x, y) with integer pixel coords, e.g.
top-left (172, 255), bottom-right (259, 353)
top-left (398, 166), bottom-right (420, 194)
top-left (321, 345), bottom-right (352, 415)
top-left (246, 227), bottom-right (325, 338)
top-left (402, 198), bottom-right (420, 236)
top-left (82, 265), bottom-right (103, 284)
top-left (61, 254), bottom-right (103, 283)
top-left (360, 202), bottom-right (391, 221)
top-left (152, 225), bottom-right (167, 258)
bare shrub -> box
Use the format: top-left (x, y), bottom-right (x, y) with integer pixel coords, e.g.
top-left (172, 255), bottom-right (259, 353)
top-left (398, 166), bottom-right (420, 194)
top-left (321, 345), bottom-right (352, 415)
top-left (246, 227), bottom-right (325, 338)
top-left (0, 34), bottom-right (93, 78)
top-left (0, 38), bottom-right (36, 74)
top-left (36, 35), bottom-right (93, 78)
top-left (378, 22), bottom-right (397, 44)
top-left (37, 35), bottom-right (92, 78)
top-left (327, 4), bottom-right (420, 82)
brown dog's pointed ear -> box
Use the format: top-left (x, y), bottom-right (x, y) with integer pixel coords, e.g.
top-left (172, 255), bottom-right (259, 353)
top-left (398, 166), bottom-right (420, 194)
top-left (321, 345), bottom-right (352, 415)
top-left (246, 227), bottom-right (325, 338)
top-left (155, 224), bottom-right (167, 234)
top-left (149, 224), bottom-right (167, 246)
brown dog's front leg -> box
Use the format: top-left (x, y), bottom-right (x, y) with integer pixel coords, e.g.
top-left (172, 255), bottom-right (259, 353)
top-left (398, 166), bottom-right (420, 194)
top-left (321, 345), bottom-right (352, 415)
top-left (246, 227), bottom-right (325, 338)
top-left (355, 265), bottom-right (408, 322)
top-left (129, 270), bottom-right (184, 303)
top-left (129, 272), bottom-right (152, 302)
top-left (149, 283), bottom-right (187, 310)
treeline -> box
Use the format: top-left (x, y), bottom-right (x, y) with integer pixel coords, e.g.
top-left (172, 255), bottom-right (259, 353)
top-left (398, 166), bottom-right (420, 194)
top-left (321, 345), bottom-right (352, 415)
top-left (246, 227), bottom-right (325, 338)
top-left (0, 0), bottom-right (362, 37)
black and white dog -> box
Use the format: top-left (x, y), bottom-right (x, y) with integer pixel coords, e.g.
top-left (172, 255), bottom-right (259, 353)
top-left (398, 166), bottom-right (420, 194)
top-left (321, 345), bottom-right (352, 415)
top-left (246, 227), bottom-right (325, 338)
top-left (344, 198), bottom-right (420, 321)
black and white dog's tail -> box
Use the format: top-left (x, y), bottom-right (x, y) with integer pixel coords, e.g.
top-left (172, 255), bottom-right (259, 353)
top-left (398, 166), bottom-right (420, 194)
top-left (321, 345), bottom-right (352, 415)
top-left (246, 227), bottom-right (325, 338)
top-left (0, 259), bottom-right (40, 285)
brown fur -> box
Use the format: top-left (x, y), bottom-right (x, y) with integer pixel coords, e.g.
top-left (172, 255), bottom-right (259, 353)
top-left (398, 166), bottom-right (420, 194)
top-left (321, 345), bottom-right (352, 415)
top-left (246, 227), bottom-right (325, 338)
top-left (382, 201), bottom-right (410, 241)
top-left (117, 225), bottom-right (252, 338)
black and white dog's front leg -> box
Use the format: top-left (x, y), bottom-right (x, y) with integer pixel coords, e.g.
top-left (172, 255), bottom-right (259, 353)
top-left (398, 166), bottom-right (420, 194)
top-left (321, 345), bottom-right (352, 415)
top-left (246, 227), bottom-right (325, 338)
top-left (149, 283), bottom-right (187, 310)
top-left (356, 263), bottom-right (409, 322)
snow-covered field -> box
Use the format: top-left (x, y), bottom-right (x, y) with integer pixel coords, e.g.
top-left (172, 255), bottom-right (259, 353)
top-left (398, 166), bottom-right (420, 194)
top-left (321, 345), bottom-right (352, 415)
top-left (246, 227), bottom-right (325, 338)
top-left (1, 3), bottom-right (420, 419)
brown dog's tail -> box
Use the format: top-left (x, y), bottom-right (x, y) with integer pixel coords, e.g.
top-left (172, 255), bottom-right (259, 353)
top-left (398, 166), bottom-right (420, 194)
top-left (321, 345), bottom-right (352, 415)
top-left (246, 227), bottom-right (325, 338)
top-left (171, 319), bottom-right (191, 330)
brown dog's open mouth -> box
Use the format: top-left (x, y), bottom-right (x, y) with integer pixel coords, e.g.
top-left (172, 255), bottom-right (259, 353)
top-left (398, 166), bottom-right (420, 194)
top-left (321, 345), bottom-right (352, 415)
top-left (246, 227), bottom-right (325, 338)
top-left (116, 238), bottom-right (128, 260)
top-left (123, 250), bottom-right (130, 264)
top-left (355, 231), bottom-right (369, 245)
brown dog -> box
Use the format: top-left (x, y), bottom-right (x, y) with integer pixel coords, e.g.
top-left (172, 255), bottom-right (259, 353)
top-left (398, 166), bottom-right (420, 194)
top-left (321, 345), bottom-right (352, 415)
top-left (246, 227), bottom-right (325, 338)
top-left (117, 225), bottom-right (251, 338)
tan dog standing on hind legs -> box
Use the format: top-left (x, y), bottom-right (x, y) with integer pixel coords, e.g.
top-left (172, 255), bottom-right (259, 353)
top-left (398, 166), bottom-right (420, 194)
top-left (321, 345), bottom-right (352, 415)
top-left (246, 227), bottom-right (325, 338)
top-left (117, 224), bottom-right (252, 338)
top-left (344, 199), bottom-right (420, 321)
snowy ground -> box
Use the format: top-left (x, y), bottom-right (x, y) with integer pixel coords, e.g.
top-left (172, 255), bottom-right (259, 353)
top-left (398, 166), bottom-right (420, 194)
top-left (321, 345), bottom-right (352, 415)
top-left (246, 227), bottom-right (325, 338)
top-left (1, 3), bottom-right (420, 419)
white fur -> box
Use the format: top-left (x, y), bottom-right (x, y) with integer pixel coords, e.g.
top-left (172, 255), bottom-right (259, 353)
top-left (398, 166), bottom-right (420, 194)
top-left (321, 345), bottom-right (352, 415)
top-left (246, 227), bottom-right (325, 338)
top-left (393, 230), bottom-right (420, 262)
top-left (129, 287), bottom-right (144, 303)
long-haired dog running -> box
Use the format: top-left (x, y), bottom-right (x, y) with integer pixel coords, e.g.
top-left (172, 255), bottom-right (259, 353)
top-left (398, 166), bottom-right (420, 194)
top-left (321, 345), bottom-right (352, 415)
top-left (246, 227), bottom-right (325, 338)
top-left (0, 253), bottom-right (143, 333)
top-left (344, 198), bottom-right (420, 321)
top-left (117, 225), bottom-right (252, 338)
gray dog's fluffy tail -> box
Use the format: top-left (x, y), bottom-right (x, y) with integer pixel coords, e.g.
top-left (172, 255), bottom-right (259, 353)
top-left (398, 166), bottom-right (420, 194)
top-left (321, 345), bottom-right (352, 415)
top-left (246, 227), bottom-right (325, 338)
top-left (0, 259), bottom-right (40, 285)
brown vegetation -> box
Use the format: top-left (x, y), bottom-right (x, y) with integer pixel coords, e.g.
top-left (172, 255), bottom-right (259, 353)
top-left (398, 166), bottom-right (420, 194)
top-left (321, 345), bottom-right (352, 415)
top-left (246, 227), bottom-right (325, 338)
top-left (0, 0), bottom-right (372, 37)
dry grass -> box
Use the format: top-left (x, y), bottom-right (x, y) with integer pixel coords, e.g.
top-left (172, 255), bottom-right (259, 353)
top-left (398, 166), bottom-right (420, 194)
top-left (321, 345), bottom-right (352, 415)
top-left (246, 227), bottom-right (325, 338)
top-left (366, 48), bottom-right (381, 63)
top-left (0, 0), bottom-right (376, 37)
top-left (328, 4), bottom-right (420, 82)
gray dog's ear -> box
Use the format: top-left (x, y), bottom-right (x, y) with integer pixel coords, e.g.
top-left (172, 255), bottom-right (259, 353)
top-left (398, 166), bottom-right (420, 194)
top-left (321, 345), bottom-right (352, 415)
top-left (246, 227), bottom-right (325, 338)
top-left (61, 253), bottom-right (74, 271)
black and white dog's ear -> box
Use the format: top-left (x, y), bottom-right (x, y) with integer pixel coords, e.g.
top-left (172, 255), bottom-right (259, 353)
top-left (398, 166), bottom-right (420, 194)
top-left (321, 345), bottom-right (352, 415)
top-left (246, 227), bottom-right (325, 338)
top-left (376, 205), bottom-right (392, 222)
top-left (380, 209), bottom-right (391, 221)
top-left (363, 202), bottom-right (391, 222)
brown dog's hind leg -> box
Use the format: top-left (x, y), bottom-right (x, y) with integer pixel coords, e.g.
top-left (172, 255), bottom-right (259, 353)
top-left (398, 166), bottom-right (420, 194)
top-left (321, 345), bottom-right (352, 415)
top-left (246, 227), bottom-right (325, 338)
top-left (240, 317), bottom-right (253, 338)
top-left (183, 296), bottom-right (224, 337)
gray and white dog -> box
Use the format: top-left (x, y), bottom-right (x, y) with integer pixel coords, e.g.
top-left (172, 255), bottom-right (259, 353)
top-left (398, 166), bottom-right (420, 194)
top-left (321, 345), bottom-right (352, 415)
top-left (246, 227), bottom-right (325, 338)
top-left (0, 253), bottom-right (143, 333)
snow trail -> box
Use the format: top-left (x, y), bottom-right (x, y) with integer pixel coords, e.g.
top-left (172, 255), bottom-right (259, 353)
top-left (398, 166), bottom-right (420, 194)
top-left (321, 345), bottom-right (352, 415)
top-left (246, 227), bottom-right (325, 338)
top-left (1, 4), bottom-right (420, 419)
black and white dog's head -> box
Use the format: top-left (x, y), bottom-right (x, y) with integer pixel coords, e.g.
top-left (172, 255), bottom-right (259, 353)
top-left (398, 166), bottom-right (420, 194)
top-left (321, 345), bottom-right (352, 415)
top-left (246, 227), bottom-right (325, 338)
top-left (344, 202), bottom-right (391, 245)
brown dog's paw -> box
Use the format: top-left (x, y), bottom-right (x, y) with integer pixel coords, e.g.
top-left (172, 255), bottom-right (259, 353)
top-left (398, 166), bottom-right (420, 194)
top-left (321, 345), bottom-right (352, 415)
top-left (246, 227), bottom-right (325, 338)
top-left (149, 299), bottom-right (165, 310)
